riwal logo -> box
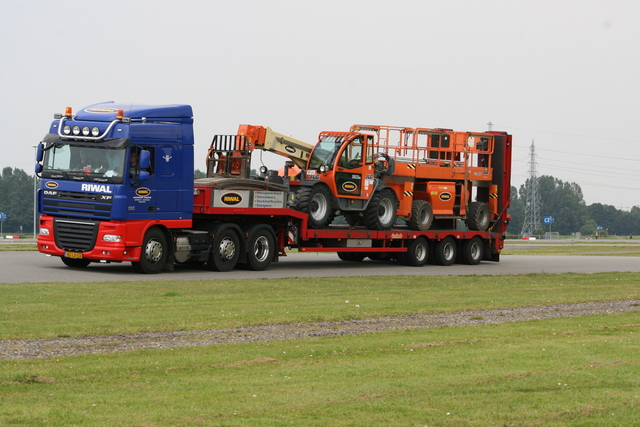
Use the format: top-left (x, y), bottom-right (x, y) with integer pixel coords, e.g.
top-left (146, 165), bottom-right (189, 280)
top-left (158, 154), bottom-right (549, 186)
top-left (135, 187), bottom-right (151, 197)
top-left (341, 182), bottom-right (358, 192)
top-left (221, 192), bottom-right (242, 205)
top-left (45, 181), bottom-right (59, 189)
top-left (81, 184), bottom-right (113, 193)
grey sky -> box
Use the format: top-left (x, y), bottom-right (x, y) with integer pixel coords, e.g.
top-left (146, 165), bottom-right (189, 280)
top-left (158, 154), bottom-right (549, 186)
top-left (2, 0), bottom-right (638, 209)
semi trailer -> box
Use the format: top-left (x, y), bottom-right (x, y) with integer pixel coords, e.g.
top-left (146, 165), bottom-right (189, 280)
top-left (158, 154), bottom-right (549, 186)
top-left (35, 102), bottom-right (512, 274)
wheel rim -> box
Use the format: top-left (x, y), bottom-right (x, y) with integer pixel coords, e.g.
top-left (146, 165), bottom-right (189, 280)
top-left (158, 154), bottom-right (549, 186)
top-left (415, 243), bottom-right (427, 262)
top-left (219, 237), bottom-right (236, 261)
top-left (378, 197), bottom-right (394, 224)
top-left (253, 235), bottom-right (270, 263)
top-left (470, 241), bottom-right (481, 260)
top-left (311, 193), bottom-right (328, 220)
top-left (144, 239), bottom-right (163, 263)
top-left (443, 242), bottom-right (455, 261)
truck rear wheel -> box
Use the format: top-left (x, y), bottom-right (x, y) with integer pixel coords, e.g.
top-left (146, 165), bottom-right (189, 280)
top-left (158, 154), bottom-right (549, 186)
top-left (407, 200), bottom-right (433, 231)
top-left (460, 237), bottom-right (484, 265)
top-left (245, 227), bottom-right (275, 271)
top-left (432, 237), bottom-right (457, 266)
top-left (132, 228), bottom-right (168, 274)
top-left (208, 227), bottom-right (240, 272)
top-left (364, 188), bottom-right (397, 230)
top-left (466, 202), bottom-right (490, 231)
top-left (398, 237), bottom-right (429, 266)
top-left (296, 185), bottom-right (335, 228)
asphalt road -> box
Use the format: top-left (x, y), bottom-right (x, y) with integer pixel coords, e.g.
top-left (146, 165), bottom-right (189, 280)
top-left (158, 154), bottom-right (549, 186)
top-left (1, 251), bottom-right (638, 284)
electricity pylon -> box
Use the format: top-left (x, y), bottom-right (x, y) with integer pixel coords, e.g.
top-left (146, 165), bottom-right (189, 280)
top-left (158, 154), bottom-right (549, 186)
top-left (520, 139), bottom-right (542, 237)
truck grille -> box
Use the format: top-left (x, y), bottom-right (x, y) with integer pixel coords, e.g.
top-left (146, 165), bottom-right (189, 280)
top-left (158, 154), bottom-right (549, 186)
top-left (42, 190), bottom-right (112, 219)
top-left (54, 219), bottom-right (99, 252)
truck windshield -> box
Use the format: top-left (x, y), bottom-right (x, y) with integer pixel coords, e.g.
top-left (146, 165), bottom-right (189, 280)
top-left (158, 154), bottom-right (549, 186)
top-left (308, 135), bottom-right (344, 170)
top-left (41, 143), bottom-right (126, 183)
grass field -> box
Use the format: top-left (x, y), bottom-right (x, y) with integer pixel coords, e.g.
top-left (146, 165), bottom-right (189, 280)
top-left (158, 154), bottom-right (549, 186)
top-left (1, 243), bottom-right (640, 425)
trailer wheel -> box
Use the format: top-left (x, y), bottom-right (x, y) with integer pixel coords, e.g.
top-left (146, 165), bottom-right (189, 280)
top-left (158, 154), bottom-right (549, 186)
top-left (398, 237), bottom-right (429, 266)
top-left (433, 237), bottom-right (457, 266)
top-left (61, 257), bottom-right (91, 268)
top-left (337, 252), bottom-right (366, 262)
top-left (208, 227), bottom-right (240, 272)
top-left (364, 188), bottom-right (397, 230)
top-left (245, 227), bottom-right (275, 271)
top-left (132, 228), bottom-right (168, 274)
top-left (295, 185), bottom-right (335, 228)
top-left (466, 202), bottom-right (490, 231)
top-left (407, 200), bottom-right (433, 231)
top-left (461, 237), bottom-right (484, 265)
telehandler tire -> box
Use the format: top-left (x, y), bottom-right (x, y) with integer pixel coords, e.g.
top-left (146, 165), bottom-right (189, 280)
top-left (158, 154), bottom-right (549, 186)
top-left (364, 188), bottom-right (397, 230)
top-left (407, 200), bottom-right (433, 231)
top-left (295, 185), bottom-right (335, 228)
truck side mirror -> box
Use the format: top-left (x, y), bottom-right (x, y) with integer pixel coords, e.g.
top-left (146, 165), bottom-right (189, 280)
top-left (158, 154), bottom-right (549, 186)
top-left (35, 163), bottom-right (43, 174)
top-left (36, 143), bottom-right (44, 162)
top-left (139, 149), bottom-right (151, 170)
top-left (138, 170), bottom-right (150, 181)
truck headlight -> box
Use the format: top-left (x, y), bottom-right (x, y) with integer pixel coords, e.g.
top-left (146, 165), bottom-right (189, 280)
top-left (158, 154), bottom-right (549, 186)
top-left (39, 228), bottom-right (50, 235)
top-left (103, 234), bottom-right (122, 242)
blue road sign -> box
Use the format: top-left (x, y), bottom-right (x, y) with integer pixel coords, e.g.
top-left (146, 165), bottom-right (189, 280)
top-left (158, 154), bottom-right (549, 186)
top-left (543, 216), bottom-right (555, 225)
top-left (0, 212), bottom-right (6, 221)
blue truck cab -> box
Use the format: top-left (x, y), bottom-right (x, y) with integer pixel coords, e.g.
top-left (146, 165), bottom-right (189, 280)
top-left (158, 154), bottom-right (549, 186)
top-left (35, 102), bottom-right (196, 272)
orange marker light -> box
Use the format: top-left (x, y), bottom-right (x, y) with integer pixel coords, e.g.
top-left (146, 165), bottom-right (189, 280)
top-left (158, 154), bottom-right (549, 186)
top-left (65, 107), bottom-right (72, 117)
top-left (116, 109), bottom-right (124, 119)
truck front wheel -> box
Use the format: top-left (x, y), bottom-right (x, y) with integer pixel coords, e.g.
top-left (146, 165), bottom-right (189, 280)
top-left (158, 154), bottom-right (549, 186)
top-left (208, 227), bottom-right (240, 272)
top-left (132, 228), bottom-right (168, 274)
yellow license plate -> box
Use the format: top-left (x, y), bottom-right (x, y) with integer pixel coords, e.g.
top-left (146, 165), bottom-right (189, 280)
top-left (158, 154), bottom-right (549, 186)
top-left (64, 252), bottom-right (83, 259)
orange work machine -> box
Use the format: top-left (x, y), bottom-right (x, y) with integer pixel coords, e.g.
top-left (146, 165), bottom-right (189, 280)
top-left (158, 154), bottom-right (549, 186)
top-left (286, 125), bottom-right (504, 231)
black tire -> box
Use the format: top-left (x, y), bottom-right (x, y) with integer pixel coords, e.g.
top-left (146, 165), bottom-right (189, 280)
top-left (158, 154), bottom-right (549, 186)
top-left (344, 212), bottom-right (362, 227)
top-left (406, 200), bottom-right (433, 231)
top-left (432, 237), bottom-right (457, 266)
top-left (364, 188), bottom-right (397, 230)
top-left (295, 185), bottom-right (335, 228)
top-left (460, 237), bottom-right (484, 265)
top-left (132, 228), bottom-right (168, 274)
top-left (245, 227), bottom-right (275, 271)
top-left (466, 201), bottom-right (491, 231)
top-left (61, 257), bottom-right (91, 268)
top-left (398, 237), bottom-right (429, 266)
top-left (208, 227), bottom-right (240, 272)
top-left (337, 252), bottom-right (366, 262)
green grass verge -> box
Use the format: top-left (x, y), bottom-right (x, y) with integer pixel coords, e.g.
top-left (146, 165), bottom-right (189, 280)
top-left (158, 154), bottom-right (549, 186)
top-left (0, 243), bottom-right (37, 251)
top-left (502, 244), bottom-right (640, 256)
top-left (2, 312), bottom-right (639, 426)
top-left (1, 272), bottom-right (639, 340)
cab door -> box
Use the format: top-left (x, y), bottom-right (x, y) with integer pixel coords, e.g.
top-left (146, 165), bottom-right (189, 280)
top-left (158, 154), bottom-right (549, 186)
top-left (334, 135), bottom-right (375, 200)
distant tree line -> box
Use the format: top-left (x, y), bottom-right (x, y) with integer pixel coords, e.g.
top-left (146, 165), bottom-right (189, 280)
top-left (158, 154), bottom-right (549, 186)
top-left (0, 167), bottom-right (38, 235)
top-left (1, 167), bottom-right (637, 237)
top-left (507, 175), bottom-right (640, 237)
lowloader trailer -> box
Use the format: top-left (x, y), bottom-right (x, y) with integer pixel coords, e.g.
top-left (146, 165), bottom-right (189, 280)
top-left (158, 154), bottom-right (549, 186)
top-left (35, 102), bottom-right (512, 273)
